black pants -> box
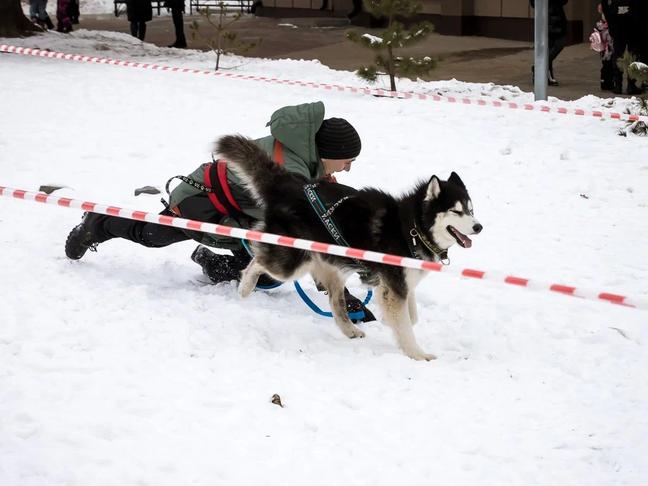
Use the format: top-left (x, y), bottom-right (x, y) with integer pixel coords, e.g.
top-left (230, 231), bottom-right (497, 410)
top-left (348, 0), bottom-right (362, 18)
top-left (171, 7), bottom-right (186, 45)
top-left (601, 58), bottom-right (615, 90)
top-left (130, 21), bottom-right (146, 41)
top-left (610, 19), bottom-right (641, 91)
top-left (548, 33), bottom-right (566, 78)
top-left (97, 209), bottom-right (193, 248)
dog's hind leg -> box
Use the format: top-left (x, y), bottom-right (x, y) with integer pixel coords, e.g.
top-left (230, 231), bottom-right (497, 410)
top-left (377, 284), bottom-right (435, 361)
top-left (239, 257), bottom-right (265, 298)
top-left (312, 263), bottom-right (365, 339)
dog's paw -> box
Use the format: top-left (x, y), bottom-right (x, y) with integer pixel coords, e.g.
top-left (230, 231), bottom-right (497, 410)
top-left (238, 281), bottom-right (255, 298)
top-left (343, 326), bottom-right (365, 339)
top-left (408, 351), bottom-right (437, 361)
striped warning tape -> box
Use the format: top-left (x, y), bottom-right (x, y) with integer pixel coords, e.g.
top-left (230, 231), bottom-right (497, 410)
top-left (1, 185), bottom-right (646, 311)
top-left (2, 43), bottom-right (647, 124)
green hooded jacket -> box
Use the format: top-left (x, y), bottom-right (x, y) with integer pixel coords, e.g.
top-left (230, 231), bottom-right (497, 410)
top-left (168, 101), bottom-right (326, 249)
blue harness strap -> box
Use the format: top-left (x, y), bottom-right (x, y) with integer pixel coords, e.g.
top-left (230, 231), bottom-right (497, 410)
top-left (240, 239), bottom-right (373, 320)
top-left (293, 281), bottom-right (373, 321)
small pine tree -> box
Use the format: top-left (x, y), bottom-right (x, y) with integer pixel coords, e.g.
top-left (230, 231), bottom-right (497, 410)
top-left (346, 0), bottom-right (435, 92)
top-left (628, 60), bottom-right (648, 87)
top-left (190, 3), bottom-right (259, 71)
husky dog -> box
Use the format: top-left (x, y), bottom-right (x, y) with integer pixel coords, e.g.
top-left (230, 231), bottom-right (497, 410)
top-left (216, 135), bottom-right (482, 360)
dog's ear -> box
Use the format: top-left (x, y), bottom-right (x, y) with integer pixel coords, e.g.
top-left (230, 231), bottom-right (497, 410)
top-left (448, 172), bottom-right (466, 189)
top-left (425, 176), bottom-right (442, 201)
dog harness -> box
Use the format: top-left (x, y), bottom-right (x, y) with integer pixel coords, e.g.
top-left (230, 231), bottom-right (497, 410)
top-left (163, 140), bottom-right (285, 218)
top-left (303, 182), bottom-right (353, 247)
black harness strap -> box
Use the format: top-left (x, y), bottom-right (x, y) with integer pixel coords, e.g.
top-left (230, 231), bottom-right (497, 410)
top-left (304, 182), bottom-right (351, 246)
top-left (162, 162), bottom-right (244, 219)
top-left (304, 182), bottom-right (372, 278)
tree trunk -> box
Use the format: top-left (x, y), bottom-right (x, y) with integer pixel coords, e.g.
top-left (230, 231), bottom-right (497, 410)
top-left (0, 0), bottom-right (41, 37)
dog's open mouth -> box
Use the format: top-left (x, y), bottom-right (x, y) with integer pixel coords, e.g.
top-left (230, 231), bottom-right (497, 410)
top-left (447, 225), bottom-right (472, 248)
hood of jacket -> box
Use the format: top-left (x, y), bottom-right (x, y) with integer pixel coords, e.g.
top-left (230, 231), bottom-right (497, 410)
top-left (266, 101), bottom-right (325, 165)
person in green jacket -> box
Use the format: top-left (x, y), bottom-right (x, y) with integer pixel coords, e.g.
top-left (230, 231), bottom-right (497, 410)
top-left (64, 101), bottom-right (374, 320)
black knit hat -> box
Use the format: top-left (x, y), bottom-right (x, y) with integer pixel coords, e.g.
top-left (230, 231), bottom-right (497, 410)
top-left (315, 118), bottom-right (361, 160)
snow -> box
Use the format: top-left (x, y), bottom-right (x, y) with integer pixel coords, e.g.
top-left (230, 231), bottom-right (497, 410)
top-left (2, 31), bottom-right (648, 486)
top-left (361, 33), bottom-right (383, 45)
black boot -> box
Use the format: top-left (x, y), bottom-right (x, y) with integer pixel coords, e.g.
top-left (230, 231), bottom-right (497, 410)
top-left (548, 67), bottom-right (559, 86)
top-left (65, 212), bottom-right (110, 260)
top-left (191, 245), bottom-right (248, 283)
top-left (344, 288), bottom-right (376, 323)
top-left (191, 245), bottom-right (283, 287)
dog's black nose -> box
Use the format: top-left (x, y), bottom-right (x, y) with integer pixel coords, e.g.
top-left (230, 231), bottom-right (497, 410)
top-left (473, 223), bottom-right (483, 234)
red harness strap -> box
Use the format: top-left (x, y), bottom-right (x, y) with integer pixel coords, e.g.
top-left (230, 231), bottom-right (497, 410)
top-left (203, 163), bottom-right (229, 216)
top-left (217, 160), bottom-right (242, 213)
top-left (204, 141), bottom-right (285, 216)
top-left (273, 140), bottom-right (285, 165)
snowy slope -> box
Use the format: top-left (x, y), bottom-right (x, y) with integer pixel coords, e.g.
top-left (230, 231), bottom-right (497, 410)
top-left (1, 32), bottom-right (648, 486)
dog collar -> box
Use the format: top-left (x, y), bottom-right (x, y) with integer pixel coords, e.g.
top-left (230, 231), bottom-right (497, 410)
top-left (409, 226), bottom-right (450, 265)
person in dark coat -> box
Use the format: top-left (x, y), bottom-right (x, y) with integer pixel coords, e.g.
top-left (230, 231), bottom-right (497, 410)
top-left (601, 0), bottom-right (643, 94)
top-left (127, 0), bottom-right (153, 41)
top-left (530, 0), bottom-right (569, 85)
top-left (164, 0), bottom-right (187, 48)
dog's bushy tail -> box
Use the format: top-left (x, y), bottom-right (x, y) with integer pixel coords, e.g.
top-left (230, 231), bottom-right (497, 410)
top-left (215, 134), bottom-right (287, 206)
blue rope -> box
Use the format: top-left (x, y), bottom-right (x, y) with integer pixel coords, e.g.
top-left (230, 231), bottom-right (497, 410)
top-left (240, 239), bottom-right (373, 320)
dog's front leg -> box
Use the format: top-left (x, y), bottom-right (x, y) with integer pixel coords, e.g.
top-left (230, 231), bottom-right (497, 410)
top-left (238, 257), bottom-right (264, 298)
top-left (407, 291), bottom-right (419, 326)
top-left (378, 284), bottom-right (435, 361)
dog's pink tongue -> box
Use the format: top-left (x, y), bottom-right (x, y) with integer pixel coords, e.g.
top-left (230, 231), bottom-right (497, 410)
top-left (460, 234), bottom-right (473, 248)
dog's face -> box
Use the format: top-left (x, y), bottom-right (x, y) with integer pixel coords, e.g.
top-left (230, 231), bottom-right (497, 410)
top-left (422, 172), bottom-right (482, 250)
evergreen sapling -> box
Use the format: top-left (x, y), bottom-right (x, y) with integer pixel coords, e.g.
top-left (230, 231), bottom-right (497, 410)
top-left (347, 0), bottom-right (435, 91)
top-left (190, 3), bottom-right (259, 71)
top-left (618, 52), bottom-right (648, 136)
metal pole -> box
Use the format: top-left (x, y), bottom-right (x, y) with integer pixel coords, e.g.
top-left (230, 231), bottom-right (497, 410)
top-left (533, 0), bottom-right (548, 101)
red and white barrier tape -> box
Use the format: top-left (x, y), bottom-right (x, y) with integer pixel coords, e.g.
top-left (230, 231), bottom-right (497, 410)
top-left (2, 44), bottom-right (647, 124)
top-left (1, 185), bottom-right (646, 311)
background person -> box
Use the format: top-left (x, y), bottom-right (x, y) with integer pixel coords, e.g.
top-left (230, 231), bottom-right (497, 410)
top-left (165, 0), bottom-right (187, 48)
top-left (29, 0), bottom-right (54, 29)
top-left (56, 0), bottom-right (73, 32)
top-left (530, 0), bottom-right (568, 86)
top-left (126, 0), bottom-right (153, 41)
top-left (601, 0), bottom-right (643, 94)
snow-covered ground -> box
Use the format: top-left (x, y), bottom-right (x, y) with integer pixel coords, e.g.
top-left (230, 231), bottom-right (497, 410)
top-left (1, 31), bottom-right (648, 486)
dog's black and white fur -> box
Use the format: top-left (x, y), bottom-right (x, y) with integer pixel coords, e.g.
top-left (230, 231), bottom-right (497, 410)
top-left (216, 135), bottom-right (482, 360)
